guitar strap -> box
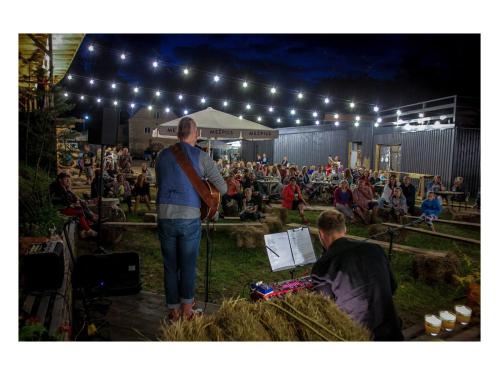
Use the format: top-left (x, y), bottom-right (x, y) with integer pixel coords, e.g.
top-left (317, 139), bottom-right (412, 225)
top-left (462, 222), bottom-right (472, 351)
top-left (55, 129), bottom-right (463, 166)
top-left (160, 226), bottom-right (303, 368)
top-left (170, 143), bottom-right (216, 207)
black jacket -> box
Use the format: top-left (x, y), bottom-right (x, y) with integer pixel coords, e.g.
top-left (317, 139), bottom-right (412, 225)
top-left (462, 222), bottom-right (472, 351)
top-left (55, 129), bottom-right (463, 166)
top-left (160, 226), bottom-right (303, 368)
top-left (401, 183), bottom-right (416, 207)
top-left (311, 237), bottom-right (403, 341)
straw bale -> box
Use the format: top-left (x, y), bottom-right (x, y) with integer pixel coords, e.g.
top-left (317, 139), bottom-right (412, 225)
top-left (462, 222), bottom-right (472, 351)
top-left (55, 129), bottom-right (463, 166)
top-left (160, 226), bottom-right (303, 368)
top-left (411, 252), bottom-right (459, 285)
top-left (233, 226), bottom-right (266, 248)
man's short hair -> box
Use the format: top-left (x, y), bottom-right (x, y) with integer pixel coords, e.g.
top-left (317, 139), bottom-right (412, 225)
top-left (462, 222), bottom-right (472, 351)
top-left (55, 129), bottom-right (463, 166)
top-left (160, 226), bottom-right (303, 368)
top-left (317, 209), bottom-right (346, 234)
top-left (289, 176), bottom-right (296, 182)
top-left (177, 117), bottom-right (196, 140)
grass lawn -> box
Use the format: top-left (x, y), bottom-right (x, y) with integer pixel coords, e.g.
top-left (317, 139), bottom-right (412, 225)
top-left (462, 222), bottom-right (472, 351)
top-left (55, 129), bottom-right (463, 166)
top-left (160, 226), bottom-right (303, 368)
top-left (77, 197), bottom-right (480, 329)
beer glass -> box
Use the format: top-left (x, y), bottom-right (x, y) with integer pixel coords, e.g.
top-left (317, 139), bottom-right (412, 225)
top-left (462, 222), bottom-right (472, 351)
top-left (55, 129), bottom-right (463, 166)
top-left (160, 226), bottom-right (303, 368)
top-left (455, 305), bottom-right (472, 325)
top-left (424, 314), bottom-right (442, 336)
top-left (439, 310), bottom-right (456, 332)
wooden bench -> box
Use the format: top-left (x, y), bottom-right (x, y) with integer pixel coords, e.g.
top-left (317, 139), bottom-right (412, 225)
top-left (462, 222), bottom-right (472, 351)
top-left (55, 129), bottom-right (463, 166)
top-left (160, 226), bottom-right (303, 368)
top-left (286, 223), bottom-right (448, 258)
top-left (102, 221), bottom-right (264, 229)
top-left (382, 222), bottom-right (480, 245)
top-left (405, 216), bottom-right (480, 228)
top-left (403, 318), bottom-right (480, 341)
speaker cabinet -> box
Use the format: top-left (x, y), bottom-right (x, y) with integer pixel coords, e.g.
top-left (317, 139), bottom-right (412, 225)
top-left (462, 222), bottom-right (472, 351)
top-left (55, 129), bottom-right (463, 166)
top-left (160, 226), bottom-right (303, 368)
top-left (88, 107), bottom-right (119, 145)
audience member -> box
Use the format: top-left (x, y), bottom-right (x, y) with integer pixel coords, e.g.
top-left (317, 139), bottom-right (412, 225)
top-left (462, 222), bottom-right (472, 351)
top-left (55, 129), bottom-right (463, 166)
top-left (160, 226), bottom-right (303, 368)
top-left (240, 188), bottom-right (264, 221)
top-left (282, 177), bottom-right (309, 224)
top-left (353, 178), bottom-right (379, 224)
top-left (81, 144), bottom-right (95, 185)
top-left (222, 173), bottom-right (243, 214)
top-left (132, 173), bottom-right (152, 212)
top-left (420, 191), bottom-right (442, 232)
top-left (333, 180), bottom-right (355, 222)
top-left (401, 176), bottom-right (416, 215)
top-left (112, 173), bottom-right (133, 213)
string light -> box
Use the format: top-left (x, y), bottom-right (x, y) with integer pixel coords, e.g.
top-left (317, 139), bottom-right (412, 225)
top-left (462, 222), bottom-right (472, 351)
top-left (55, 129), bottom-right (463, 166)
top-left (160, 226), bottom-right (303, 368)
top-left (111, 83), bottom-right (116, 89)
top-left (213, 75), bottom-right (220, 82)
top-left (165, 107), bottom-right (170, 113)
top-left (155, 90), bottom-right (161, 97)
top-left (324, 97), bottom-right (330, 104)
top-left (183, 110), bottom-right (188, 115)
top-left (268, 107), bottom-right (274, 112)
top-left (290, 109), bottom-right (296, 115)
top-left (183, 68), bottom-right (189, 75)
top-left (355, 115), bottom-right (361, 121)
top-left (354, 121), bottom-right (360, 127)
top-left (334, 113), bottom-right (339, 119)
top-left (178, 94), bottom-right (183, 101)
top-left (238, 115), bottom-right (243, 119)
top-left (297, 92), bottom-right (303, 99)
top-left (257, 116), bottom-right (262, 122)
top-left (350, 102), bottom-right (356, 108)
top-left (67, 74), bottom-right (72, 80)
top-left (148, 105), bottom-right (153, 111)
top-left (246, 104), bottom-right (252, 110)
top-left (130, 103), bottom-right (135, 108)
top-left (96, 97), bottom-right (101, 103)
top-left (88, 45), bottom-right (94, 52)
top-left (315, 120), bottom-right (320, 125)
top-left (152, 60), bottom-right (159, 68)
top-left (84, 115), bottom-right (89, 120)
top-left (374, 122), bottom-right (379, 128)
top-left (397, 109), bottom-right (402, 116)
top-left (418, 113), bottom-right (424, 118)
top-left (63, 92), bottom-right (68, 97)
top-left (120, 53), bottom-right (126, 60)
top-left (373, 106), bottom-right (379, 112)
top-left (133, 87), bottom-right (139, 93)
top-left (80, 95), bottom-right (85, 101)
top-left (312, 111), bottom-right (318, 118)
top-left (242, 81), bottom-right (248, 88)
top-left (223, 100), bottom-right (228, 107)
top-left (296, 119), bottom-right (301, 124)
top-left (89, 79), bottom-right (95, 85)
top-left (270, 87), bottom-right (277, 94)
top-left (377, 117), bottom-right (382, 123)
top-left (113, 100), bottom-right (118, 106)
top-left (201, 97), bottom-right (206, 104)
top-left (335, 121), bottom-right (340, 126)
top-left (276, 118), bottom-right (281, 123)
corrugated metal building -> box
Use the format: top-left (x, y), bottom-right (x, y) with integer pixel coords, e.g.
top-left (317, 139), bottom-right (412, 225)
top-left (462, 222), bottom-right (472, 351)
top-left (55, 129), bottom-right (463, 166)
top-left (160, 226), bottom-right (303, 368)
top-left (242, 96), bottom-right (480, 195)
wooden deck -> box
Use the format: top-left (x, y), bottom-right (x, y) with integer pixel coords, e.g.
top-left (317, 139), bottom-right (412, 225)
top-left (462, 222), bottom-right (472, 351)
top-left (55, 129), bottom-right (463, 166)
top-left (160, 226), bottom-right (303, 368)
top-left (104, 291), bottom-right (219, 341)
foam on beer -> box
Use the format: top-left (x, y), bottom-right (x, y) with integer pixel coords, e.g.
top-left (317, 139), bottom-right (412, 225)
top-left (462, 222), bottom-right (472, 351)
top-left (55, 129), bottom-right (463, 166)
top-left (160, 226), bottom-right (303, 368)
top-left (456, 305), bottom-right (471, 316)
top-left (440, 311), bottom-right (455, 320)
top-left (425, 315), bottom-right (441, 326)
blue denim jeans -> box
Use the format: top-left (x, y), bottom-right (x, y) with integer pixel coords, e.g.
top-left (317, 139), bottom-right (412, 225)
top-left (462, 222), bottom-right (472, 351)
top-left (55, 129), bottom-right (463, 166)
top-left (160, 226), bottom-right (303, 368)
top-left (158, 218), bottom-right (201, 309)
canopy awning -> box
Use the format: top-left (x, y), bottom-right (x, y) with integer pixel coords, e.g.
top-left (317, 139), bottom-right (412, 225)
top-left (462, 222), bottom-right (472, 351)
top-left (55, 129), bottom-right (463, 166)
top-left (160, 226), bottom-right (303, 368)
top-left (153, 107), bottom-right (279, 140)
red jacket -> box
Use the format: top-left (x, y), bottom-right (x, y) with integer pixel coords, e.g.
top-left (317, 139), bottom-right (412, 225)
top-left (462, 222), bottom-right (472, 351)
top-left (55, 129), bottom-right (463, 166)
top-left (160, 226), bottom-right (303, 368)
top-left (227, 179), bottom-right (241, 196)
top-left (282, 184), bottom-right (303, 209)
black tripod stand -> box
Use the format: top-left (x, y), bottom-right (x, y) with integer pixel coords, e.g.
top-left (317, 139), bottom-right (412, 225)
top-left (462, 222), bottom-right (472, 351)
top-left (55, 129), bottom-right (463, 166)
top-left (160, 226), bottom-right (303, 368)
top-left (95, 144), bottom-right (110, 254)
top-left (365, 216), bottom-right (425, 261)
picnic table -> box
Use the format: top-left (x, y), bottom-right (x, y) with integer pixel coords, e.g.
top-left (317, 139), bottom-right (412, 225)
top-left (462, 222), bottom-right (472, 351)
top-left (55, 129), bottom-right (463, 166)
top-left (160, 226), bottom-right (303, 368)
top-left (434, 190), bottom-right (465, 204)
top-left (311, 180), bottom-right (337, 203)
top-left (257, 178), bottom-right (281, 195)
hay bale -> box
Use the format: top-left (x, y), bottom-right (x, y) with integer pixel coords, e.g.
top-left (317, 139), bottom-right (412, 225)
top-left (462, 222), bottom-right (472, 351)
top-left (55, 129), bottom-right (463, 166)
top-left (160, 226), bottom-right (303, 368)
top-left (411, 253), bottom-right (459, 285)
top-left (367, 224), bottom-right (406, 243)
top-left (143, 213), bottom-right (157, 223)
top-left (450, 210), bottom-right (480, 223)
top-left (232, 226), bottom-right (266, 248)
top-left (160, 291), bottom-right (371, 341)
top-left (263, 216), bottom-right (283, 233)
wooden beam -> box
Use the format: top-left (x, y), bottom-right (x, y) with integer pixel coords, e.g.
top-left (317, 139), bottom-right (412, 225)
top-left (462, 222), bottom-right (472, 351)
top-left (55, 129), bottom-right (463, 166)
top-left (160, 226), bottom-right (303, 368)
top-left (406, 216), bottom-right (480, 228)
top-left (102, 221), bottom-right (263, 228)
top-left (286, 223), bottom-right (448, 258)
top-left (382, 223), bottom-right (480, 245)
top-left (26, 34), bottom-right (49, 55)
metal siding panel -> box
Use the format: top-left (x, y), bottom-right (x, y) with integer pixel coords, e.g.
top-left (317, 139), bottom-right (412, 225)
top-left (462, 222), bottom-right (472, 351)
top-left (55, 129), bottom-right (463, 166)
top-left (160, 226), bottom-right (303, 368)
top-left (452, 128), bottom-right (480, 195)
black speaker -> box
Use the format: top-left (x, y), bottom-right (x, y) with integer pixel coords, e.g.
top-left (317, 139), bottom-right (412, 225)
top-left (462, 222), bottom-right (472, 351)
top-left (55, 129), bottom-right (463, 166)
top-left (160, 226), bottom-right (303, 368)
top-left (88, 107), bottom-right (119, 145)
top-left (74, 252), bottom-right (141, 296)
top-left (21, 241), bottom-right (65, 292)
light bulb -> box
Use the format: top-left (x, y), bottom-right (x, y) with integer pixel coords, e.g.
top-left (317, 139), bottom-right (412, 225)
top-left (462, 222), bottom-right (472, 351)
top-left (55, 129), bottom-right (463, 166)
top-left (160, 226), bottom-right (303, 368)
top-left (277, 118), bottom-right (281, 123)
top-left (290, 109), bottom-right (296, 115)
top-left (373, 106), bottom-right (379, 112)
top-left (324, 97), bottom-right (330, 104)
top-left (133, 87), bottom-right (139, 93)
top-left (178, 94), bottom-right (183, 101)
top-left (377, 117), bottom-right (382, 123)
top-left (355, 115), bottom-right (361, 121)
top-left (297, 92), bottom-right (303, 99)
top-left (155, 90), bottom-right (161, 97)
top-left (63, 92), bottom-right (68, 97)
top-left (239, 115), bottom-right (243, 119)
top-left (120, 53), bottom-right (126, 60)
top-left (130, 103), bottom-right (135, 108)
top-left (113, 100), bottom-right (118, 106)
top-left (183, 110), bottom-right (188, 115)
top-left (335, 121), bottom-right (340, 126)
top-left (89, 79), bottom-right (94, 85)
top-left (313, 112), bottom-right (318, 118)
top-left (213, 75), bottom-right (220, 82)
top-left (111, 83), bottom-right (116, 89)
top-left (334, 113), bottom-right (339, 119)
top-left (242, 81), bottom-right (248, 88)
top-left (257, 116), bottom-right (262, 122)
top-left (296, 119), bottom-right (301, 124)
top-left (80, 95), bottom-right (84, 100)
top-left (67, 74), bottom-right (72, 80)
top-left (246, 104), bottom-right (251, 110)
top-left (223, 101), bottom-right (228, 107)
top-left (152, 60), bottom-right (159, 68)
top-left (270, 87), bottom-right (277, 94)
top-left (165, 107), bottom-right (170, 113)
top-left (148, 105), bottom-right (152, 111)
top-left (183, 68), bottom-right (189, 75)
top-left (396, 109), bottom-right (402, 116)
top-left (88, 45), bottom-right (94, 52)
top-left (268, 107), bottom-right (274, 112)
top-left (350, 102), bottom-right (355, 108)
top-left (315, 120), bottom-right (320, 125)
top-left (354, 121), bottom-right (360, 127)
top-left (201, 97), bottom-right (206, 104)
top-left (97, 98), bottom-right (101, 103)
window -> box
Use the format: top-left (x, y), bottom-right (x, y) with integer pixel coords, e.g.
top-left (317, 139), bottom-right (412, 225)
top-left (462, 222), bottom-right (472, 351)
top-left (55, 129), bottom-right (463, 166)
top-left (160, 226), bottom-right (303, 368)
top-left (144, 127), bottom-right (151, 134)
top-left (348, 142), bottom-right (362, 168)
top-left (155, 111), bottom-right (160, 120)
top-left (377, 145), bottom-right (401, 171)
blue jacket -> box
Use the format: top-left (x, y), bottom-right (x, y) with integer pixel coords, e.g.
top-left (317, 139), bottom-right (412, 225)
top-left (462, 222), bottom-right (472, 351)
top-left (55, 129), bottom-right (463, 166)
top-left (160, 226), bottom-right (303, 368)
top-left (156, 142), bottom-right (202, 208)
top-left (421, 198), bottom-right (442, 216)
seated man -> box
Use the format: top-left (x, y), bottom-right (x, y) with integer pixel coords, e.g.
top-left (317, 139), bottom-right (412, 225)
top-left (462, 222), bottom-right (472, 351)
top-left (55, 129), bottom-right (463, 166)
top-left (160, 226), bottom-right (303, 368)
top-left (240, 188), bottom-right (264, 221)
top-left (282, 176), bottom-right (309, 224)
top-left (420, 191), bottom-right (442, 232)
top-left (311, 210), bottom-right (404, 341)
top-left (400, 176), bottom-right (416, 215)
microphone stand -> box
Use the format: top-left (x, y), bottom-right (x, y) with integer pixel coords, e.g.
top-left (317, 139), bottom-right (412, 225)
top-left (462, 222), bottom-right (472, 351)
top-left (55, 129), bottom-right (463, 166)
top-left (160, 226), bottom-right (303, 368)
top-left (364, 216), bottom-right (425, 262)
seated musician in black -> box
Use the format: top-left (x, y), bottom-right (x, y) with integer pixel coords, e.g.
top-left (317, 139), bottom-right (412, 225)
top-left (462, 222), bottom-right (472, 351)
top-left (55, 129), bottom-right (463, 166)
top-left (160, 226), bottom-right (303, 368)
top-left (311, 209), bottom-right (404, 341)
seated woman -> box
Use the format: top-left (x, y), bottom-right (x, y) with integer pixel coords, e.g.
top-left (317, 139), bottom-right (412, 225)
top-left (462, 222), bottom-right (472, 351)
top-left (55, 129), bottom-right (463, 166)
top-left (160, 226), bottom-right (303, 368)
top-left (379, 174), bottom-right (399, 206)
top-left (49, 172), bottom-right (97, 238)
top-left (333, 179), bottom-right (355, 222)
top-left (426, 175), bottom-right (446, 204)
top-left (420, 191), bottom-right (442, 232)
top-left (343, 168), bottom-right (353, 185)
top-left (141, 163), bottom-right (154, 186)
top-left (385, 187), bottom-right (408, 223)
top-left (222, 173), bottom-right (243, 215)
top-left (112, 173), bottom-right (133, 213)
top-left (132, 173), bottom-right (151, 212)
top-left (240, 188), bottom-right (264, 221)
top-left (282, 177), bottom-right (309, 224)
top-left (352, 178), bottom-right (379, 224)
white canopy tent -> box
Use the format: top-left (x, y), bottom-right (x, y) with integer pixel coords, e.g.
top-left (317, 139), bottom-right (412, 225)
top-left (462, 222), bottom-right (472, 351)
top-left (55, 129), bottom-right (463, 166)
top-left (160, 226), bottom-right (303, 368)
top-left (152, 107), bottom-right (279, 141)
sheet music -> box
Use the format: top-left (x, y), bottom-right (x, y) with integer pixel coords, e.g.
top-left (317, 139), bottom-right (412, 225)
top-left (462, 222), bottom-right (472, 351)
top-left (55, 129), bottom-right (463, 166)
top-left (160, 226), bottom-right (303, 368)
top-left (287, 227), bottom-right (317, 266)
top-left (264, 232), bottom-right (296, 272)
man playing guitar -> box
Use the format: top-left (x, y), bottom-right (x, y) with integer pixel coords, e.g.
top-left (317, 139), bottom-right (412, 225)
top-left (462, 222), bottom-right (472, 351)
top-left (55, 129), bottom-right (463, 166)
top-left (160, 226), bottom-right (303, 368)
top-left (155, 117), bottom-right (227, 321)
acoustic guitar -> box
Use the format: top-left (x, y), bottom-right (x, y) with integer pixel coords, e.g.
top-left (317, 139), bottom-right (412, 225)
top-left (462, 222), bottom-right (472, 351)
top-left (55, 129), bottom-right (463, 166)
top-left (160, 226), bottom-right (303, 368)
top-left (171, 143), bottom-right (221, 220)
top-left (200, 180), bottom-right (221, 220)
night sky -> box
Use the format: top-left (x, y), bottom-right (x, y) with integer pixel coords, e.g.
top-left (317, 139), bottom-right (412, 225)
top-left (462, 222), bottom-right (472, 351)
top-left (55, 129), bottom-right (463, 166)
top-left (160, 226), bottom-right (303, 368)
top-left (63, 34), bottom-right (480, 127)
